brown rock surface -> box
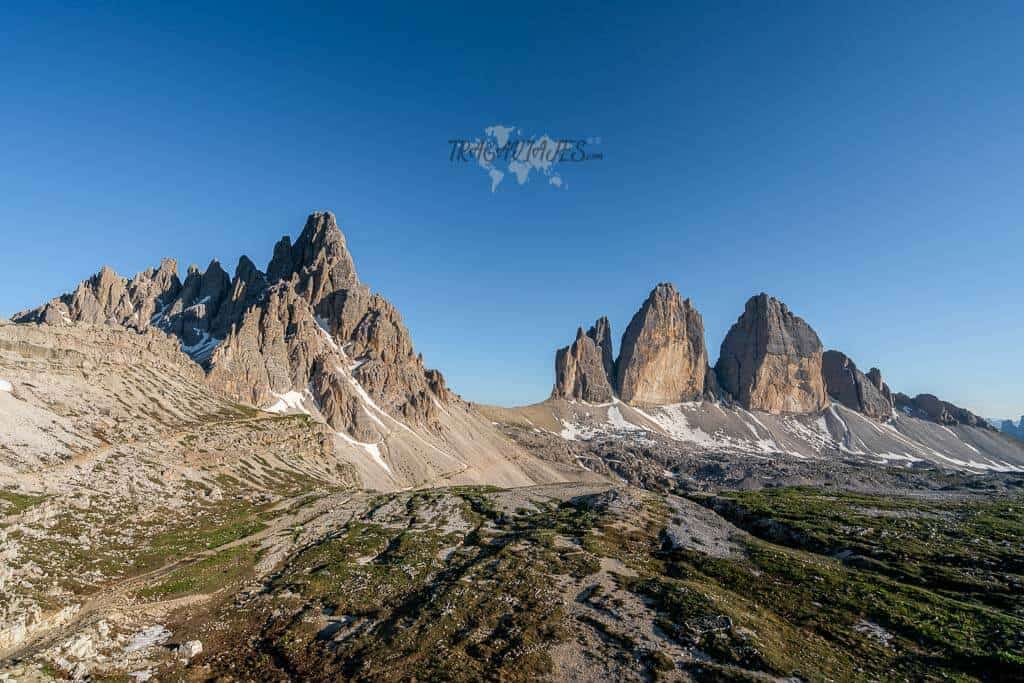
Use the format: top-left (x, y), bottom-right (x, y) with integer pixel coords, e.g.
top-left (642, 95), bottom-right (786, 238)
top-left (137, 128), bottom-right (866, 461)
top-left (616, 283), bottom-right (707, 405)
top-left (822, 350), bottom-right (893, 419)
top-left (895, 392), bottom-right (991, 428)
top-left (552, 322), bottom-right (616, 403)
top-left (715, 293), bottom-right (827, 414)
top-left (13, 211), bottom-right (453, 438)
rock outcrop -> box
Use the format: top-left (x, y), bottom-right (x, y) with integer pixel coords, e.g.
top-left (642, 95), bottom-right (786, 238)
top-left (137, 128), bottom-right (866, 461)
top-left (822, 350), bottom-right (893, 419)
top-left (895, 393), bottom-right (991, 429)
top-left (715, 293), bottom-right (827, 414)
top-left (589, 316), bottom-right (615, 384)
top-left (866, 367), bottom-right (894, 405)
top-left (552, 320), bottom-right (616, 403)
top-left (616, 284), bottom-right (707, 405)
top-left (14, 262), bottom-right (179, 330)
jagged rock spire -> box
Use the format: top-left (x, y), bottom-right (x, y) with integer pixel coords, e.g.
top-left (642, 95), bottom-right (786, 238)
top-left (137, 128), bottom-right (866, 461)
top-left (588, 316), bottom-right (615, 383)
top-left (12, 210), bottom-right (452, 438)
top-left (552, 320), bottom-right (616, 403)
top-left (822, 350), bottom-right (892, 418)
top-left (616, 283), bottom-right (707, 405)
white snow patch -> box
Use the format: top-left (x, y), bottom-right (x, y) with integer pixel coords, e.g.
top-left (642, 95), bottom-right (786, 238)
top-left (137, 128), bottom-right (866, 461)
top-left (314, 316), bottom-right (342, 352)
top-left (0, 379), bottom-right (11, 393)
top-left (875, 452), bottom-right (923, 464)
top-left (336, 431), bottom-right (391, 473)
top-left (559, 419), bottom-right (597, 441)
top-left (265, 390), bottom-right (309, 415)
top-left (125, 625), bottom-right (171, 652)
top-left (180, 329), bottom-right (221, 362)
top-left (606, 406), bottom-right (641, 431)
top-left (645, 404), bottom-right (715, 445)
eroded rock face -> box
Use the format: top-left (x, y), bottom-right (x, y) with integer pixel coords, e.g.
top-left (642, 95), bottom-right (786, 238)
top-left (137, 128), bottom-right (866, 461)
top-left (822, 350), bottom-right (893, 419)
top-left (589, 316), bottom-right (615, 385)
top-left (552, 320), bottom-right (616, 403)
top-left (15, 262), bottom-right (180, 330)
top-left (715, 293), bottom-right (827, 414)
top-left (205, 213), bottom-right (451, 434)
top-left (14, 211), bottom-right (451, 438)
top-left (1000, 417), bottom-right (1024, 441)
top-left (895, 393), bottom-right (990, 428)
top-left (616, 284), bottom-right (707, 406)
top-left (866, 367), bottom-right (894, 405)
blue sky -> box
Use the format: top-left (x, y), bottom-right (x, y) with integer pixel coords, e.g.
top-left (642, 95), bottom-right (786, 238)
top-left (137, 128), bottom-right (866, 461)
top-left (2, 2), bottom-right (1022, 417)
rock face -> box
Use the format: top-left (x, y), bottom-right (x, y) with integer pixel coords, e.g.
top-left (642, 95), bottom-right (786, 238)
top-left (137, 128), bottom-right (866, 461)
top-left (895, 393), bottom-right (991, 429)
top-left (589, 316), bottom-right (615, 384)
top-left (14, 211), bottom-right (452, 439)
top-left (552, 320), bottom-right (616, 403)
top-left (14, 261), bottom-right (180, 330)
top-left (715, 294), bottom-right (827, 414)
top-left (616, 284), bottom-right (707, 405)
top-left (866, 367), bottom-right (894, 405)
top-left (822, 351), bottom-right (893, 419)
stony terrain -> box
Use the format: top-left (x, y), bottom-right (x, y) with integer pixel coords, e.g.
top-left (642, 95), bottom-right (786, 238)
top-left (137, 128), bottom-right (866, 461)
top-left (4, 476), bottom-right (1021, 682)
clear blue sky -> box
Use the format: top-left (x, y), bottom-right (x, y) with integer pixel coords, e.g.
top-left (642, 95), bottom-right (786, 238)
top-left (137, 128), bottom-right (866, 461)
top-left (2, 2), bottom-right (1022, 417)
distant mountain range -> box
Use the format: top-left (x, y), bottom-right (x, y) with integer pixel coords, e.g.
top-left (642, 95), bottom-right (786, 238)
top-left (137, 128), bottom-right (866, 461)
top-left (989, 416), bottom-right (1024, 441)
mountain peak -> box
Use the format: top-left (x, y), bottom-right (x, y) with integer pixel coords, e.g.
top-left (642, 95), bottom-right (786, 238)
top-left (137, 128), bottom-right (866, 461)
top-left (716, 293), bottom-right (826, 413)
top-left (267, 212), bottom-right (358, 304)
top-left (616, 282), bottom-right (707, 405)
top-left (552, 317), bottom-right (616, 403)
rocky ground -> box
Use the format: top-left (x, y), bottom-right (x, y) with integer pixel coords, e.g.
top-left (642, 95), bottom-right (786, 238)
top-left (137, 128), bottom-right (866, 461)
top-left (3, 482), bottom-right (1021, 681)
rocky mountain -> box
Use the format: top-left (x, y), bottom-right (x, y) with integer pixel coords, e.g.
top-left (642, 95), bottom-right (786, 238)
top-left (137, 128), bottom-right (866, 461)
top-left (15, 212), bottom-right (447, 436)
top-left (12, 211), bottom-right (577, 492)
top-left (616, 283), bottom-right (708, 405)
top-left (552, 284), bottom-right (711, 407)
top-left (552, 320), bottom-right (616, 403)
top-left (822, 350), bottom-right (893, 419)
top-left (894, 392), bottom-right (991, 428)
top-left (715, 293), bottom-right (828, 414)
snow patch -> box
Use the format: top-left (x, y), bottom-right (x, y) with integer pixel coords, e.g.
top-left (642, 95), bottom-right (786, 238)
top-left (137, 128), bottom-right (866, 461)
top-left (0, 379), bottom-right (11, 393)
top-left (559, 419), bottom-right (597, 441)
top-left (125, 625), bottom-right (171, 652)
top-left (337, 431), bottom-right (391, 473)
top-left (646, 404), bottom-right (716, 445)
top-left (606, 406), bottom-right (641, 431)
top-left (314, 316), bottom-right (342, 352)
top-left (265, 391), bottom-right (309, 415)
top-left (180, 329), bottom-right (221, 363)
